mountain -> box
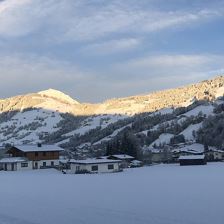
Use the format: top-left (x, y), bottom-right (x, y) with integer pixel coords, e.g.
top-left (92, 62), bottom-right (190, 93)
top-left (0, 75), bottom-right (223, 158)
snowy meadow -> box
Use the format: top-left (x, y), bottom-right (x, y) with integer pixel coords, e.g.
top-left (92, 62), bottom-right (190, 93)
top-left (1, 163), bottom-right (224, 224)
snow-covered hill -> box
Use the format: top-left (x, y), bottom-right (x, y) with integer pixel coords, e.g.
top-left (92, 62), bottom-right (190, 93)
top-left (0, 75), bottom-right (223, 157)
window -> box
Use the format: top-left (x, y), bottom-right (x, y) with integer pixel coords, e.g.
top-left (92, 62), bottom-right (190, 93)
top-left (108, 164), bottom-right (114, 170)
top-left (91, 165), bottom-right (98, 171)
top-left (42, 152), bottom-right (46, 156)
top-left (76, 166), bottom-right (80, 171)
top-left (21, 162), bottom-right (28, 168)
top-left (43, 162), bottom-right (46, 167)
top-left (35, 152), bottom-right (38, 157)
top-left (51, 161), bottom-right (54, 166)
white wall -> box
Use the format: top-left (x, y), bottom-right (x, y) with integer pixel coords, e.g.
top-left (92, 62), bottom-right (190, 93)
top-left (17, 161), bottom-right (33, 171)
top-left (32, 160), bottom-right (60, 169)
top-left (0, 161), bottom-right (32, 171)
top-left (71, 162), bottom-right (120, 174)
top-left (1, 159), bottom-right (60, 171)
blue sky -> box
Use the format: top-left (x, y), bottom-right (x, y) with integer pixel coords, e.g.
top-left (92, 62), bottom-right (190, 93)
top-left (0, 0), bottom-right (223, 102)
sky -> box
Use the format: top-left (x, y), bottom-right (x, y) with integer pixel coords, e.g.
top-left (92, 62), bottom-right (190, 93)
top-left (0, 0), bottom-right (224, 103)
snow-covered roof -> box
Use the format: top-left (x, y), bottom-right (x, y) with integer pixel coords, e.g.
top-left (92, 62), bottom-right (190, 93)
top-left (172, 143), bottom-right (204, 154)
top-left (179, 155), bottom-right (205, 160)
top-left (110, 154), bottom-right (134, 159)
top-left (69, 159), bottom-right (122, 165)
top-left (130, 160), bottom-right (143, 165)
top-left (208, 148), bottom-right (224, 153)
top-left (12, 145), bottom-right (64, 152)
top-left (0, 157), bottom-right (28, 163)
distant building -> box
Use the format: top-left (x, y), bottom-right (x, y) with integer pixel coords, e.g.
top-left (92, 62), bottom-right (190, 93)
top-left (69, 159), bottom-right (122, 174)
top-left (179, 155), bottom-right (207, 166)
top-left (130, 160), bottom-right (143, 168)
top-left (172, 143), bottom-right (205, 162)
top-left (0, 144), bottom-right (64, 171)
top-left (205, 149), bottom-right (224, 161)
top-left (107, 154), bottom-right (134, 168)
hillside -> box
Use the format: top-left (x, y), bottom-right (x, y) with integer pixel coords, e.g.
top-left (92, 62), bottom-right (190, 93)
top-left (0, 75), bottom-right (223, 158)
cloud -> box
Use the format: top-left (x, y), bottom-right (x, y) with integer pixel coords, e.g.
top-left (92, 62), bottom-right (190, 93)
top-left (116, 54), bottom-right (224, 75)
top-left (106, 54), bottom-right (224, 95)
top-left (0, 53), bottom-right (223, 103)
top-left (0, 0), bottom-right (222, 42)
top-left (0, 1), bottom-right (223, 102)
top-left (80, 38), bottom-right (141, 55)
top-left (0, 55), bottom-right (89, 100)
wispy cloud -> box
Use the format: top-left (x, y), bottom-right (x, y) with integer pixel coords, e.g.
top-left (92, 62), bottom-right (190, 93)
top-left (80, 38), bottom-right (141, 55)
top-left (0, 53), bottom-right (223, 102)
top-left (0, 54), bottom-right (89, 99)
top-left (111, 53), bottom-right (224, 92)
top-left (0, 1), bottom-right (223, 102)
top-left (0, 0), bottom-right (221, 42)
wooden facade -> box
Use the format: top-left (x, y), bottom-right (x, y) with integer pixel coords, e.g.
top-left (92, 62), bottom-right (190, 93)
top-left (179, 155), bottom-right (207, 166)
top-left (7, 147), bottom-right (60, 161)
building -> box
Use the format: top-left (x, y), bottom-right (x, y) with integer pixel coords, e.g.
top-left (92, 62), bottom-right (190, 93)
top-left (179, 155), bottom-right (207, 166)
top-left (172, 143), bottom-right (205, 162)
top-left (0, 144), bottom-right (64, 171)
top-left (70, 158), bottom-right (122, 174)
top-left (0, 157), bottom-right (32, 171)
top-left (205, 149), bottom-right (224, 161)
top-left (107, 154), bottom-right (134, 168)
top-left (130, 160), bottom-right (143, 168)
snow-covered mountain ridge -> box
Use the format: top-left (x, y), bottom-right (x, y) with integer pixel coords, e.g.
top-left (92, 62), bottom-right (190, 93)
top-left (0, 75), bottom-right (223, 157)
top-left (0, 76), bottom-right (223, 116)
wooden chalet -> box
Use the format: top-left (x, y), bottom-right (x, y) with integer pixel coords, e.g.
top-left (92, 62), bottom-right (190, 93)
top-left (0, 144), bottom-right (64, 171)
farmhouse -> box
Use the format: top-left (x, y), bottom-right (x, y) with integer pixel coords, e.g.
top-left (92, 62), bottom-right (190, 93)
top-left (0, 144), bottom-right (64, 171)
top-left (179, 155), bottom-right (207, 166)
top-left (70, 158), bottom-right (122, 174)
top-left (107, 154), bottom-right (134, 168)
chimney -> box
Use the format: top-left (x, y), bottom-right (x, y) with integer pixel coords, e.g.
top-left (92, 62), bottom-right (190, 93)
top-left (37, 143), bottom-right (42, 147)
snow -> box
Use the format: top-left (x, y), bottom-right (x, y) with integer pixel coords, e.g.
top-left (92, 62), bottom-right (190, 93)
top-left (0, 157), bottom-right (27, 163)
top-left (172, 143), bottom-right (205, 154)
top-left (150, 133), bottom-right (174, 147)
top-left (0, 109), bottom-right (62, 145)
top-left (111, 154), bottom-right (134, 159)
top-left (180, 122), bottom-right (202, 141)
top-left (1, 164), bottom-right (224, 224)
top-left (93, 123), bottom-right (132, 145)
top-left (63, 114), bottom-right (127, 137)
top-left (13, 144), bottom-right (64, 152)
top-left (180, 97), bottom-right (196, 107)
top-left (215, 86), bottom-right (224, 99)
top-left (38, 89), bottom-right (80, 105)
top-left (183, 105), bottom-right (214, 117)
top-left (153, 107), bottom-right (174, 115)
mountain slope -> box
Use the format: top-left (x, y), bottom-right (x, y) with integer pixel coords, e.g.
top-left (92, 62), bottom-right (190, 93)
top-left (0, 75), bottom-right (223, 157)
top-left (0, 76), bottom-right (223, 116)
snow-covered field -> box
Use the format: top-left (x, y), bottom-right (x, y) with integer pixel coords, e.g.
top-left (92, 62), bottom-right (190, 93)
top-left (1, 163), bottom-right (224, 224)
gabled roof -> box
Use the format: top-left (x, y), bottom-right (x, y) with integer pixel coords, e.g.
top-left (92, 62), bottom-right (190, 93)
top-left (11, 145), bottom-right (64, 152)
top-left (179, 155), bottom-right (205, 160)
top-left (69, 158), bottom-right (121, 165)
top-left (110, 154), bottom-right (134, 159)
